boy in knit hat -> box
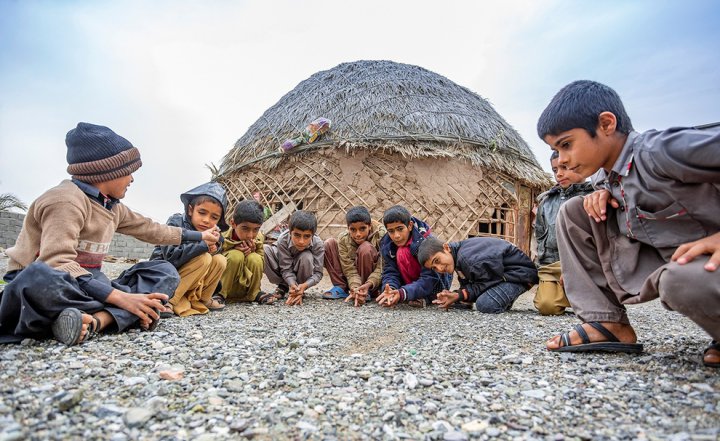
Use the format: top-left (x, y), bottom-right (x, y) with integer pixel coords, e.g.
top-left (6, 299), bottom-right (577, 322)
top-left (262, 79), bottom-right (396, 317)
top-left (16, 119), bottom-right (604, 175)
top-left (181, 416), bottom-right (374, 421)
top-left (0, 122), bottom-right (218, 346)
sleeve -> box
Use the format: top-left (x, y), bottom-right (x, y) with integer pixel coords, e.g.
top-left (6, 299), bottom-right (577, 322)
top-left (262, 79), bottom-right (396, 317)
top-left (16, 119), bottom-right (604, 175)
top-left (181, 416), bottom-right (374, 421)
top-left (648, 127), bottom-right (720, 184)
top-left (398, 267), bottom-right (441, 301)
top-left (303, 236), bottom-right (325, 288)
top-left (77, 274), bottom-right (114, 302)
top-left (380, 242), bottom-right (402, 291)
top-left (338, 238), bottom-right (362, 290)
top-left (278, 237), bottom-right (298, 288)
top-left (149, 215), bottom-right (209, 269)
top-left (115, 206), bottom-right (183, 245)
top-left (254, 234), bottom-right (265, 259)
top-left (366, 252), bottom-right (383, 290)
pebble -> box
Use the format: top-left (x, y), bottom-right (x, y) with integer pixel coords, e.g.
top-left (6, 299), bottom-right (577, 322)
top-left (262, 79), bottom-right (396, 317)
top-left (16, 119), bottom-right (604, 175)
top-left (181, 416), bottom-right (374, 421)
top-left (124, 408), bottom-right (154, 428)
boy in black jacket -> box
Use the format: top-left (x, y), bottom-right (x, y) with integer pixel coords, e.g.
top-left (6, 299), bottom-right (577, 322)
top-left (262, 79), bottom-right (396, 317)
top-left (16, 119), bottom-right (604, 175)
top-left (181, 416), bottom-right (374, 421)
top-left (418, 236), bottom-right (538, 313)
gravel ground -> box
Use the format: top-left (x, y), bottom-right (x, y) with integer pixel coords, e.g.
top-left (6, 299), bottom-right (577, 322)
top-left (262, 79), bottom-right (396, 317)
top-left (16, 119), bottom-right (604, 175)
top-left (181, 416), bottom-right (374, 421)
top-left (0, 254), bottom-right (718, 441)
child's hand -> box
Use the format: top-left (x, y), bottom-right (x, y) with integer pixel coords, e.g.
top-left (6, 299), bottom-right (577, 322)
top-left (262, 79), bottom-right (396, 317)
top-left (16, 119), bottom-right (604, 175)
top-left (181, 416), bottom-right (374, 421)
top-left (376, 284), bottom-right (400, 307)
top-left (208, 242), bottom-right (218, 254)
top-left (583, 189), bottom-right (619, 223)
top-left (286, 284), bottom-right (304, 306)
top-left (432, 290), bottom-right (459, 310)
top-left (234, 240), bottom-right (253, 256)
top-left (346, 283), bottom-right (371, 307)
top-left (201, 230), bottom-right (219, 247)
top-left (672, 231), bottom-right (720, 272)
top-left (106, 290), bottom-right (167, 328)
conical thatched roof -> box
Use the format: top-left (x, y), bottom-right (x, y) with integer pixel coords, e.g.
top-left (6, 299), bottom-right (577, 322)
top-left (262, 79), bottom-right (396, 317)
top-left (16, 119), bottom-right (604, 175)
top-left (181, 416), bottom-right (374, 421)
top-left (220, 60), bottom-right (549, 186)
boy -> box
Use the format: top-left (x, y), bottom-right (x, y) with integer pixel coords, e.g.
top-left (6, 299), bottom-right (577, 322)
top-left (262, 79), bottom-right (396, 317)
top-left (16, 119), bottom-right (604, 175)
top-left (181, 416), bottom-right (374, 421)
top-left (537, 80), bottom-right (719, 367)
top-left (533, 151), bottom-right (592, 315)
top-left (219, 200), bottom-right (277, 304)
top-left (375, 205), bottom-right (451, 308)
top-left (150, 182), bottom-right (228, 316)
top-left (264, 210), bottom-right (324, 306)
top-left (0, 122), bottom-right (217, 346)
top-left (323, 205), bottom-right (386, 306)
top-left (418, 236), bottom-right (538, 313)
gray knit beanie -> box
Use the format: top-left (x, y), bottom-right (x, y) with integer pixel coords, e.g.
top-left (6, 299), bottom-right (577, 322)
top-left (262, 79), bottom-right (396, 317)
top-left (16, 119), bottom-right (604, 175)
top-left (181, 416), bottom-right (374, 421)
top-left (66, 122), bottom-right (142, 183)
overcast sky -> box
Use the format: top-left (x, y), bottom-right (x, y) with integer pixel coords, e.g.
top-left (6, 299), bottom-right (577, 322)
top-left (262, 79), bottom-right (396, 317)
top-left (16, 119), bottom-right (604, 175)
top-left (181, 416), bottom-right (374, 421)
top-left (1, 0), bottom-right (718, 221)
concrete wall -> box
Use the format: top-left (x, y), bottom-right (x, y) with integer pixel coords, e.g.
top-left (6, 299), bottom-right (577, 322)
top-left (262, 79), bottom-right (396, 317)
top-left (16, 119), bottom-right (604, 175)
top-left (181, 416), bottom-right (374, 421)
top-left (0, 211), bottom-right (155, 260)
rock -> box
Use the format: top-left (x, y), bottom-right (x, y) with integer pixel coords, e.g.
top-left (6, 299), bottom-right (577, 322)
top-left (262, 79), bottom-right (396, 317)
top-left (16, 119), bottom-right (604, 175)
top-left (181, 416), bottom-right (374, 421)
top-left (405, 372), bottom-right (418, 389)
top-left (56, 390), bottom-right (83, 411)
top-left (461, 420), bottom-right (488, 432)
top-left (124, 407), bottom-right (154, 428)
top-left (443, 431), bottom-right (468, 441)
top-left (521, 389), bottom-right (546, 399)
top-left (159, 369), bottom-right (184, 381)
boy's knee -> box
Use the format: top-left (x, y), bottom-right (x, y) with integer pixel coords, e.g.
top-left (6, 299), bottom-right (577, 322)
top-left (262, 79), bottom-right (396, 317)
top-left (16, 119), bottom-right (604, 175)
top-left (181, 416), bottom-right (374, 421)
top-left (325, 237), bottom-right (338, 251)
top-left (212, 254), bottom-right (227, 270)
top-left (246, 253), bottom-right (263, 270)
top-left (356, 241), bottom-right (376, 259)
top-left (557, 196), bottom-right (586, 227)
top-left (297, 251), bottom-right (314, 266)
top-left (225, 249), bottom-right (246, 265)
top-left (658, 261), bottom-right (713, 310)
top-left (535, 301), bottom-right (565, 316)
top-left (475, 298), bottom-right (504, 314)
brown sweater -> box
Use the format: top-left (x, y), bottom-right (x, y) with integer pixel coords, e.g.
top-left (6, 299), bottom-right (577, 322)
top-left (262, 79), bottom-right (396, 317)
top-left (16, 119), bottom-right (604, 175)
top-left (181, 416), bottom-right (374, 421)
top-left (338, 220), bottom-right (385, 290)
top-left (6, 180), bottom-right (183, 279)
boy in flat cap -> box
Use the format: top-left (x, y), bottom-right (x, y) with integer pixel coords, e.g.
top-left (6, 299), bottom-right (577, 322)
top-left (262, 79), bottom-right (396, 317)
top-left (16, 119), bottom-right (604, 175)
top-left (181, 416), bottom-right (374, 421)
top-left (0, 122), bottom-right (218, 346)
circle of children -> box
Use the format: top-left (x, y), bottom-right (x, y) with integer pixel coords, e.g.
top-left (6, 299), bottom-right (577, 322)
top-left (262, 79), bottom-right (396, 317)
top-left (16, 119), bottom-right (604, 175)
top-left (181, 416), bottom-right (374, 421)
top-left (1, 81), bottom-right (718, 369)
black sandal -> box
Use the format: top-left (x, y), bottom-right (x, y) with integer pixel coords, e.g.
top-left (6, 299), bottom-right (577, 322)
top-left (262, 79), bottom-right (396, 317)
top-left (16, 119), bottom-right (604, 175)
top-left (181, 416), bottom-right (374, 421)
top-left (550, 322), bottom-right (643, 353)
top-left (703, 341), bottom-right (720, 368)
top-left (256, 290), bottom-right (281, 304)
top-left (52, 308), bottom-right (99, 346)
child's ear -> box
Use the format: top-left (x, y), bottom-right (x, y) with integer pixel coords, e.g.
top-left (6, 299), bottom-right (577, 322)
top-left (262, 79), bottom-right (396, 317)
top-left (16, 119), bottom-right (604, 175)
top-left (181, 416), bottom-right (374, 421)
top-left (187, 205), bottom-right (194, 216)
top-left (408, 220), bottom-right (414, 230)
top-left (597, 111), bottom-right (617, 136)
top-left (443, 243), bottom-right (451, 253)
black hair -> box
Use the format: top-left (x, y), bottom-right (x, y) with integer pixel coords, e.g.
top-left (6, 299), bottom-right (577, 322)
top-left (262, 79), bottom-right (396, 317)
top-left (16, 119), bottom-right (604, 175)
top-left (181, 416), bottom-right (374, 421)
top-left (382, 205), bottom-right (411, 227)
top-left (550, 150), bottom-right (559, 161)
top-left (346, 205), bottom-right (372, 225)
top-left (537, 80), bottom-right (633, 139)
top-left (417, 236), bottom-right (445, 266)
top-left (188, 195), bottom-right (222, 213)
top-left (232, 200), bottom-right (264, 225)
top-left (289, 210), bottom-right (317, 233)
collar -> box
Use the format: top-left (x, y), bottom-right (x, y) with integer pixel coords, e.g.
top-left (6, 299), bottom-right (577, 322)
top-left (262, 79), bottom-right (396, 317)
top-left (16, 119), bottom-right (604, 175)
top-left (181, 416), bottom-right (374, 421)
top-left (72, 178), bottom-right (119, 210)
top-left (608, 131), bottom-right (640, 180)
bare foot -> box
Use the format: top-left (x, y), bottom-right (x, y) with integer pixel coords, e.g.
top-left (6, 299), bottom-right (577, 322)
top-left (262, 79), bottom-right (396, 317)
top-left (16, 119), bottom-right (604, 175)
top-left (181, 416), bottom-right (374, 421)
top-left (79, 313), bottom-right (94, 342)
top-left (546, 322), bottom-right (637, 350)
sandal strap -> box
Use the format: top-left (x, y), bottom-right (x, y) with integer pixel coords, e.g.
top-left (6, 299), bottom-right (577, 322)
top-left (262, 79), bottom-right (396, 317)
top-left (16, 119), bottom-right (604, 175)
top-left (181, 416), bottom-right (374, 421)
top-left (587, 322), bottom-right (620, 342)
top-left (574, 324), bottom-right (591, 344)
top-left (560, 331), bottom-right (572, 348)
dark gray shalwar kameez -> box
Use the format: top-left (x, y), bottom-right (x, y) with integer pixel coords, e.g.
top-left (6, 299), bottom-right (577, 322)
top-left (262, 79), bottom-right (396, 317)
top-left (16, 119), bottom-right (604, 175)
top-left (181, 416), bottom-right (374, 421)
top-left (557, 127), bottom-right (720, 341)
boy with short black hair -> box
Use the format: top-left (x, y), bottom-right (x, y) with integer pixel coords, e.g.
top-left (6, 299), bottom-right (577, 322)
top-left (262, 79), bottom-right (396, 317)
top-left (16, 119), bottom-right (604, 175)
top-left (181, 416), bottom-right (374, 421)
top-left (418, 236), bottom-right (538, 313)
top-left (376, 205), bottom-right (451, 307)
top-left (323, 205), bottom-right (385, 306)
top-left (0, 122), bottom-right (217, 346)
top-left (264, 210), bottom-right (324, 306)
top-left (150, 182), bottom-right (228, 316)
top-left (219, 200), bottom-right (276, 304)
top-left (533, 151), bottom-right (592, 315)
top-left (537, 80), bottom-right (719, 367)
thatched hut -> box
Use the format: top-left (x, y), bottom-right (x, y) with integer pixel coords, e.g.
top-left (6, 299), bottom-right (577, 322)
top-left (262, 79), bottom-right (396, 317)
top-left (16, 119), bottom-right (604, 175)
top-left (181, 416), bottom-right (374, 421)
top-left (216, 60), bottom-right (552, 254)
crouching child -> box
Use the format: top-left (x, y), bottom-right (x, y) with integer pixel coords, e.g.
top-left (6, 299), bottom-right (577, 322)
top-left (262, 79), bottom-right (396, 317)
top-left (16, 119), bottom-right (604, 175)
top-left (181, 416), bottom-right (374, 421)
top-left (376, 205), bottom-right (451, 308)
top-left (418, 236), bottom-right (538, 313)
top-left (150, 182), bottom-right (228, 316)
top-left (219, 200), bottom-right (276, 304)
top-left (264, 210), bottom-right (324, 306)
top-left (323, 205), bottom-right (385, 306)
